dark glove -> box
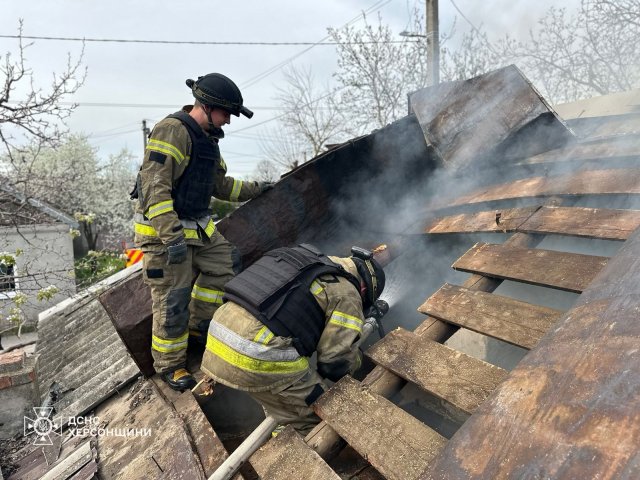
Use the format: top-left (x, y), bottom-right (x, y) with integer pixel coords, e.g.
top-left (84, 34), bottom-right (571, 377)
top-left (259, 181), bottom-right (274, 193)
top-left (166, 238), bottom-right (188, 265)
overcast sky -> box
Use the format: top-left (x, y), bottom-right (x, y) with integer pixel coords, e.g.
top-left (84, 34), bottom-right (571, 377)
top-left (1, 0), bottom-right (580, 178)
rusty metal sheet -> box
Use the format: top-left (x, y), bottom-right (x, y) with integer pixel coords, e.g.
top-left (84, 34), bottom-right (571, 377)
top-left (452, 242), bottom-right (609, 293)
top-left (422, 225), bottom-right (640, 480)
top-left (409, 65), bottom-right (574, 168)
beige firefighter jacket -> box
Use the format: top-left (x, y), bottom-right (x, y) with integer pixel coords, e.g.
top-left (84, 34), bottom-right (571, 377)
top-left (200, 257), bottom-right (366, 392)
top-left (134, 108), bottom-right (262, 247)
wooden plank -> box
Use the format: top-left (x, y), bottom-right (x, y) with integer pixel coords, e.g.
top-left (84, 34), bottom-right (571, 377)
top-left (99, 269), bottom-right (154, 377)
top-left (173, 392), bottom-right (240, 479)
top-left (40, 440), bottom-right (95, 480)
top-left (424, 206), bottom-right (640, 241)
top-left (95, 378), bottom-right (206, 480)
top-left (518, 206), bottom-right (640, 240)
top-left (440, 168), bottom-right (640, 208)
top-left (452, 242), bottom-right (608, 293)
top-left (423, 221), bottom-right (640, 480)
top-left (409, 65), bottom-right (572, 168)
top-left (418, 283), bottom-right (563, 349)
top-left (424, 206), bottom-right (540, 234)
top-left (522, 136), bottom-right (640, 165)
top-left (250, 426), bottom-right (340, 480)
top-left (314, 376), bottom-right (447, 480)
top-left (366, 328), bottom-right (509, 415)
top-left (305, 233), bottom-right (544, 462)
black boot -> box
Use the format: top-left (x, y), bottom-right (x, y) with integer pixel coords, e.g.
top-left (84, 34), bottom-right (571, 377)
top-left (162, 368), bottom-right (197, 391)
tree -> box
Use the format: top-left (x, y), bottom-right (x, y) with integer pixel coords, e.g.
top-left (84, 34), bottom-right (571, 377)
top-left (1, 22), bottom-right (87, 335)
top-left (4, 134), bottom-right (136, 250)
top-left (489, 1), bottom-right (639, 103)
top-left (448, 0), bottom-right (640, 103)
top-left (259, 65), bottom-right (348, 170)
top-left (276, 66), bottom-right (348, 156)
top-left (328, 9), bottom-right (430, 133)
top-left (0, 20), bottom-right (85, 163)
top-left (325, 0), bottom-right (640, 128)
top-left (251, 159), bottom-right (282, 183)
top-left (440, 22), bottom-right (506, 83)
top-left (258, 123), bottom-right (311, 171)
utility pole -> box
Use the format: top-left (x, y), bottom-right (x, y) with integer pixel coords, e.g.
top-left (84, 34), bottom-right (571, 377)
top-left (142, 120), bottom-right (150, 150)
top-left (426, 0), bottom-right (439, 86)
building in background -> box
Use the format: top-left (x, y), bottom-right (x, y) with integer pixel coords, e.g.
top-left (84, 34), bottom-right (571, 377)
top-left (0, 184), bottom-right (77, 334)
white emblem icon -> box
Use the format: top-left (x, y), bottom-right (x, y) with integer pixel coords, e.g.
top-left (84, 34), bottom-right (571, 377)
top-left (23, 407), bottom-right (62, 446)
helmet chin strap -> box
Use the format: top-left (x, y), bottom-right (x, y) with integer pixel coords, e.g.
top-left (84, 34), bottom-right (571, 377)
top-left (203, 105), bottom-right (216, 133)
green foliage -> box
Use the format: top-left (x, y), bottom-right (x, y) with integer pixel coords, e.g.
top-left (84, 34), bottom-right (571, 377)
top-left (0, 252), bottom-right (16, 266)
top-left (74, 250), bottom-right (126, 289)
top-left (210, 199), bottom-right (239, 220)
top-left (36, 285), bottom-right (59, 302)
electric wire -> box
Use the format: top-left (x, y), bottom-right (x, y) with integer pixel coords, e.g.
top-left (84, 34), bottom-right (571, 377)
top-left (448, 0), bottom-right (500, 55)
top-left (0, 34), bottom-right (409, 46)
top-left (239, 0), bottom-right (392, 89)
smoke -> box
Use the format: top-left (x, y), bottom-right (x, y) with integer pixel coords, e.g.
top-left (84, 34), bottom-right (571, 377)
top-left (305, 69), bottom-right (640, 382)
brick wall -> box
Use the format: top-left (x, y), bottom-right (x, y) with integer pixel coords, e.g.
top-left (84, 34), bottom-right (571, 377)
top-left (0, 348), bottom-right (38, 439)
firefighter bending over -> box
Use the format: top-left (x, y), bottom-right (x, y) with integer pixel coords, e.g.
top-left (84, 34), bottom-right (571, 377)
top-left (132, 73), bottom-right (272, 391)
top-left (200, 244), bottom-right (386, 435)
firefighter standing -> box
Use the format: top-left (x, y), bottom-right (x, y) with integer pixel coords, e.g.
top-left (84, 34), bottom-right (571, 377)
top-left (132, 73), bottom-right (271, 391)
top-left (200, 244), bottom-right (386, 435)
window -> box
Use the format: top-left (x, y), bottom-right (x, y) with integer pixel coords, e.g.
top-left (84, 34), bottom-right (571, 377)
top-left (0, 263), bottom-right (16, 293)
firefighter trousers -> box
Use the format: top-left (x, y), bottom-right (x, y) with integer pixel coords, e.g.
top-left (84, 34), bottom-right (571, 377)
top-left (142, 230), bottom-right (235, 373)
top-left (250, 370), bottom-right (329, 436)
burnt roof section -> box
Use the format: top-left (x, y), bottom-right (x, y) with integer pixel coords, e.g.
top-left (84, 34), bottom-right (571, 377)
top-left (409, 65), bottom-right (575, 168)
top-left (218, 67), bottom-right (639, 479)
top-left (17, 65), bottom-right (639, 479)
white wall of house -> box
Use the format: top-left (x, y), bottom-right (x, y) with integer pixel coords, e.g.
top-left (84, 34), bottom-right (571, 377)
top-left (0, 223), bottom-right (76, 328)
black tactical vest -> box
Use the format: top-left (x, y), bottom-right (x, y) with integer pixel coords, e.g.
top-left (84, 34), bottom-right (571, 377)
top-left (223, 244), bottom-right (361, 357)
top-left (169, 111), bottom-right (220, 219)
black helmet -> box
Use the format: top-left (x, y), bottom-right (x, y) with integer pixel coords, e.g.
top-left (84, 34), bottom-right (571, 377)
top-left (186, 73), bottom-right (254, 118)
top-left (350, 246), bottom-right (385, 308)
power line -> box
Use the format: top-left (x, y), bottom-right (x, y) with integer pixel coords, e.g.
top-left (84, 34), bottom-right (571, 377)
top-left (227, 88), bottom-right (339, 135)
top-left (0, 34), bottom-right (410, 46)
top-left (240, 0), bottom-right (393, 88)
top-left (226, 0), bottom-right (394, 133)
top-left (448, 0), bottom-right (500, 55)
top-left (55, 101), bottom-right (289, 110)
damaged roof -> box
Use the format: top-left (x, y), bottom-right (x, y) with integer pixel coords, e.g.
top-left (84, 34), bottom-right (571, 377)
top-left (0, 182), bottom-right (79, 228)
top-left (214, 65), bottom-right (640, 479)
top-left (9, 64), bottom-right (640, 479)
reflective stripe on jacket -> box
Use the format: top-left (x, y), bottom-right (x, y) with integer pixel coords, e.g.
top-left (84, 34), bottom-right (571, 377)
top-left (133, 108), bottom-right (263, 248)
top-left (200, 257), bottom-right (365, 392)
top-left (134, 213), bottom-right (216, 242)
